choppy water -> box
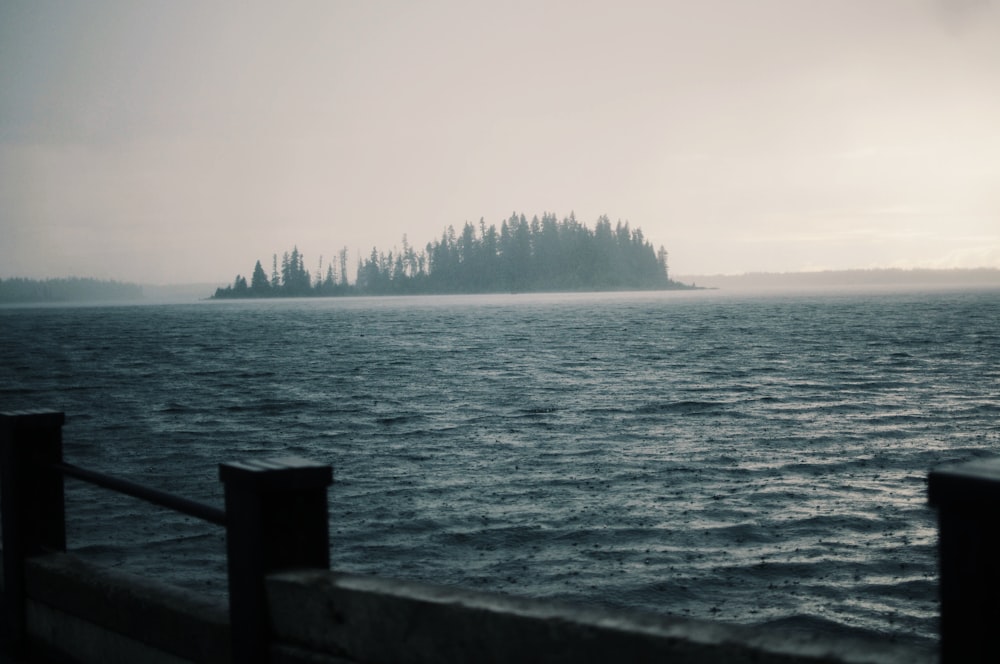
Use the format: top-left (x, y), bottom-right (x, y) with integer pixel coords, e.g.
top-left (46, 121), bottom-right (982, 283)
top-left (2, 288), bottom-right (999, 647)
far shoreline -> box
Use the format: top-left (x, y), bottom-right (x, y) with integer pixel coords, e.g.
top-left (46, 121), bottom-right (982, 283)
top-left (674, 267), bottom-right (1000, 291)
top-left (3, 268), bottom-right (998, 306)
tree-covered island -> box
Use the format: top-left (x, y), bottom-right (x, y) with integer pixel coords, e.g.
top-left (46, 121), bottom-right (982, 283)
top-left (214, 213), bottom-right (694, 298)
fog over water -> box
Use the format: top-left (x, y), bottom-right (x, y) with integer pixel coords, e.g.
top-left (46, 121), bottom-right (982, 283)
top-left (3, 288), bottom-right (999, 649)
top-left (2, 2), bottom-right (999, 283)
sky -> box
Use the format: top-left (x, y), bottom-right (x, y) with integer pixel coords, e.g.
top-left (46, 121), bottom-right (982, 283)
top-left (1, 1), bottom-right (999, 285)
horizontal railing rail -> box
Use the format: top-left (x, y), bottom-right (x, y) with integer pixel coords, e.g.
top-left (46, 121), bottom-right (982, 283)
top-left (54, 460), bottom-right (228, 526)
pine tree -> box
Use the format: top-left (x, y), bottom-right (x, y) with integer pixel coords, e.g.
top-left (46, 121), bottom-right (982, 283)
top-left (251, 260), bottom-right (270, 295)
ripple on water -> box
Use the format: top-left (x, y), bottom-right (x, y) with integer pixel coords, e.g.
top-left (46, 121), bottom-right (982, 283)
top-left (2, 290), bottom-right (999, 648)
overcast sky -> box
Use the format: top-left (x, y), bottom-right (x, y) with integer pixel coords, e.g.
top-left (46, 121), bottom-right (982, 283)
top-left (2, 1), bottom-right (998, 285)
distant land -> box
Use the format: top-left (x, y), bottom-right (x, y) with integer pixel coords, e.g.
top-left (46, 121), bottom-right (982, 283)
top-left (213, 214), bottom-right (691, 299)
top-left (0, 277), bottom-right (142, 304)
top-left (674, 268), bottom-right (1000, 291)
top-left (3, 269), bottom-right (997, 305)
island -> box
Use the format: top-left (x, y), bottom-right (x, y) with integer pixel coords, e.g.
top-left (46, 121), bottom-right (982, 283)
top-left (213, 213), bottom-right (694, 298)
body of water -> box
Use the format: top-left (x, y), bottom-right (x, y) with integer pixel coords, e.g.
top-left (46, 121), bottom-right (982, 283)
top-left (2, 287), bottom-right (999, 647)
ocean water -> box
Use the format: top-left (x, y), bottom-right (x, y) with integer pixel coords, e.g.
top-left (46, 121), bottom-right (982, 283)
top-left (2, 288), bottom-right (999, 647)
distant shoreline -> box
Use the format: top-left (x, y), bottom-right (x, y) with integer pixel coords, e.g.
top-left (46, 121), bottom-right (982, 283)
top-left (674, 268), bottom-right (1000, 291)
top-left (3, 268), bottom-right (998, 304)
top-left (0, 277), bottom-right (143, 304)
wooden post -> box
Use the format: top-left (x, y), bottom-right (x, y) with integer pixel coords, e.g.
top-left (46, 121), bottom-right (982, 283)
top-left (0, 410), bottom-right (67, 656)
top-left (928, 458), bottom-right (1000, 664)
top-left (220, 456), bottom-right (332, 664)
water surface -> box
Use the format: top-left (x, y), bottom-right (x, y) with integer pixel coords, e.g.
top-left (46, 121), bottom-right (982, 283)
top-left (3, 288), bottom-right (999, 646)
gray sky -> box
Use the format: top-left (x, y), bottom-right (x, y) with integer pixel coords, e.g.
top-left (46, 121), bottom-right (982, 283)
top-left (2, 1), bottom-right (998, 284)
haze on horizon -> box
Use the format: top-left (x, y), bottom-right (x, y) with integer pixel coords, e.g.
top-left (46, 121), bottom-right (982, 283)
top-left (2, 1), bottom-right (998, 286)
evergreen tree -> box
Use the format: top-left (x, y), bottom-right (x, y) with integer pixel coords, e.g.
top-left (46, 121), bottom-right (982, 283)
top-left (339, 247), bottom-right (350, 286)
top-left (281, 246), bottom-right (311, 295)
top-left (657, 246), bottom-right (669, 280)
top-left (251, 260), bottom-right (270, 295)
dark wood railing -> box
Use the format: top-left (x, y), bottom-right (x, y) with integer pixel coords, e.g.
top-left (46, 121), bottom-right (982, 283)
top-left (0, 410), bottom-right (331, 664)
top-left (928, 457), bottom-right (1000, 663)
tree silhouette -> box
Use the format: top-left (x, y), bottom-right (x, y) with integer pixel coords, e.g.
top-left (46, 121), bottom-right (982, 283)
top-left (251, 260), bottom-right (270, 296)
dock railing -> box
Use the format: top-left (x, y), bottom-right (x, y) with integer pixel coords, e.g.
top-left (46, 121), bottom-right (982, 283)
top-left (0, 409), bottom-right (991, 663)
top-left (0, 410), bottom-right (331, 663)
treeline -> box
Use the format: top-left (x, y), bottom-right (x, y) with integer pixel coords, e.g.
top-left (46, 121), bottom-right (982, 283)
top-left (0, 277), bottom-right (143, 303)
top-left (214, 213), bottom-right (691, 298)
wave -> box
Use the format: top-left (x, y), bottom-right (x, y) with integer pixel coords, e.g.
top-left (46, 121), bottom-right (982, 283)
top-left (636, 400), bottom-right (729, 415)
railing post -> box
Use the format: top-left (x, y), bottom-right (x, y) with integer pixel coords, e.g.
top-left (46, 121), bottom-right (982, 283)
top-left (928, 458), bottom-right (1000, 664)
top-left (220, 456), bottom-right (332, 664)
top-left (0, 410), bottom-right (67, 656)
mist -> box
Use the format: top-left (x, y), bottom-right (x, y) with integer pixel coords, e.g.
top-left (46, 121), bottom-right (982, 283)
top-left (2, 1), bottom-right (998, 284)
